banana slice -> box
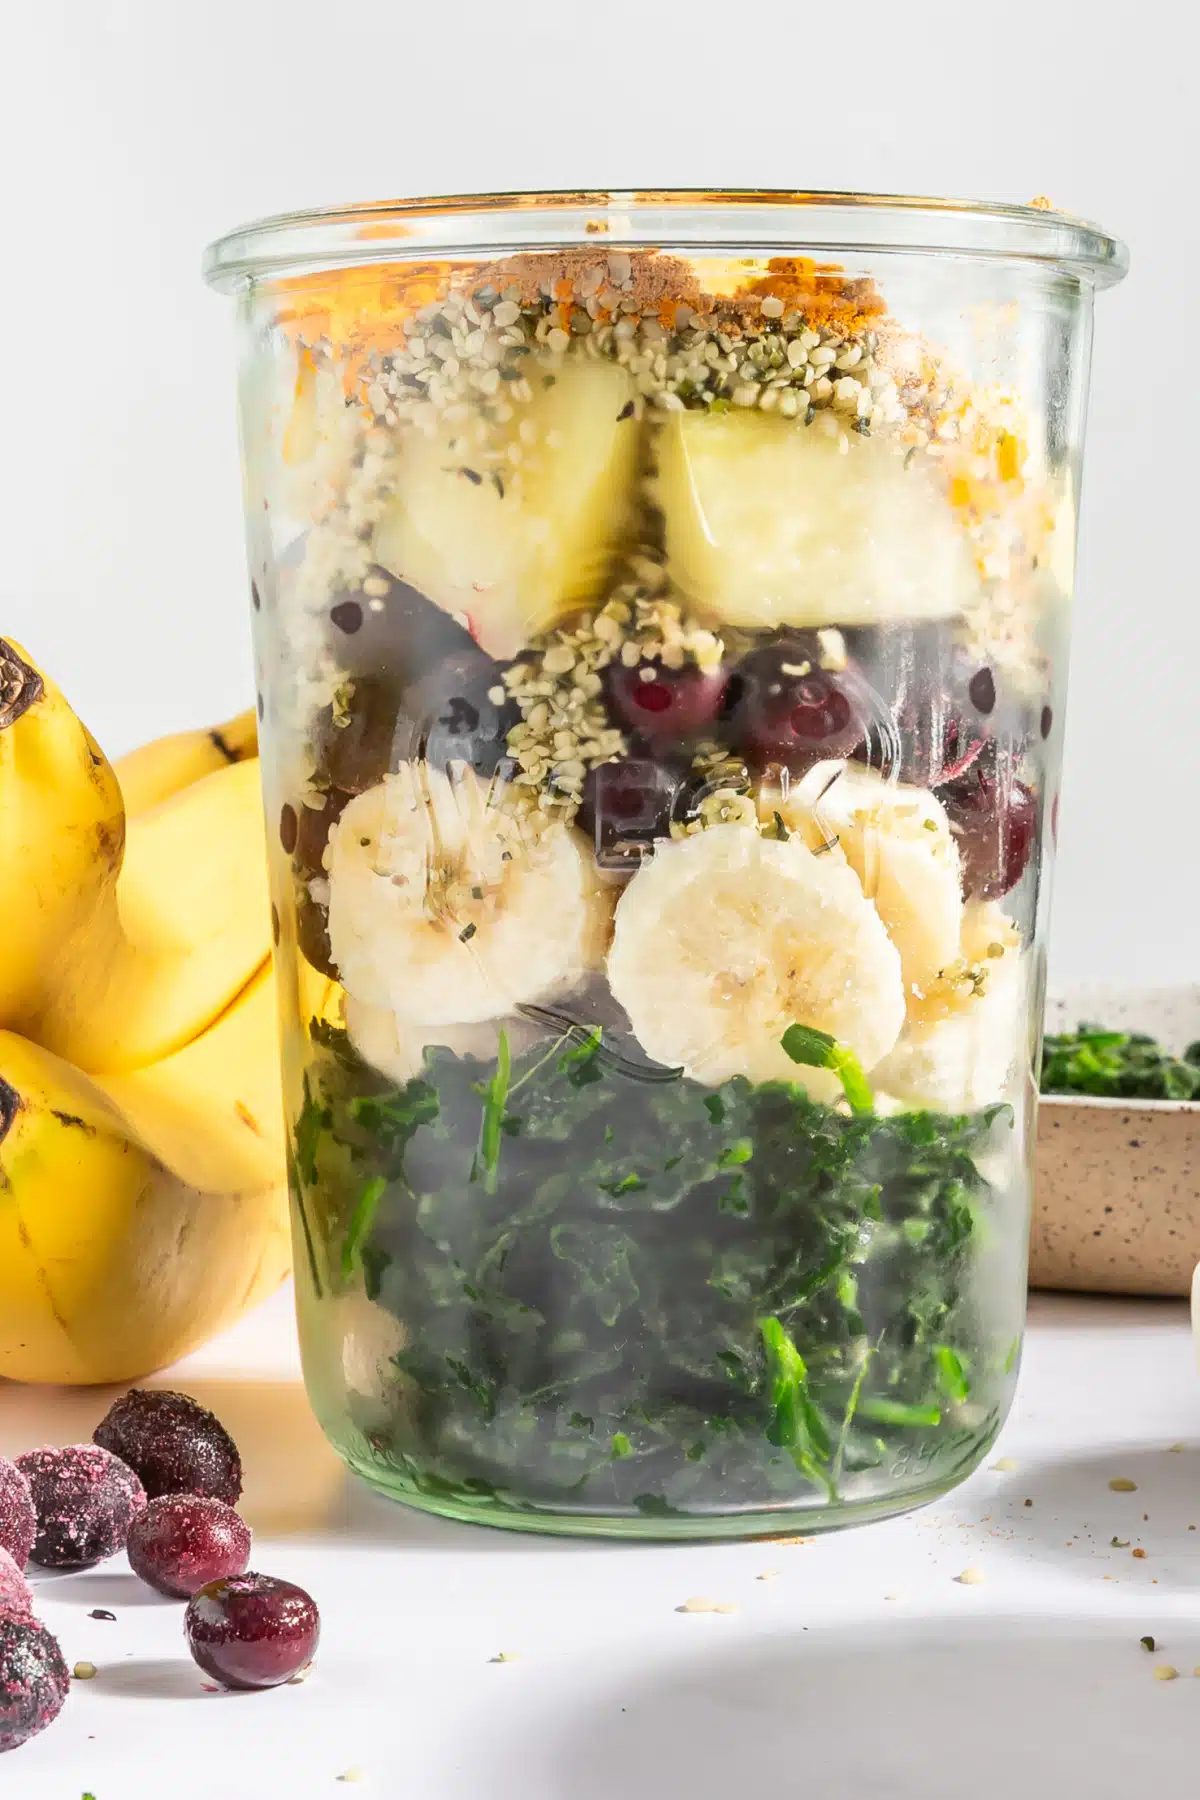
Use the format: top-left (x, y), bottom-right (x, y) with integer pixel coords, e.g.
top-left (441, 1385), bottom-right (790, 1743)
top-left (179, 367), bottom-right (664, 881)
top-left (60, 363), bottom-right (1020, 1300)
top-left (654, 410), bottom-right (977, 630)
top-left (872, 902), bottom-right (1026, 1113)
top-left (372, 357), bottom-right (639, 660)
top-left (606, 823), bottom-right (905, 1089)
top-left (344, 997), bottom-right (545, 1085)
top-left (768, 761), bottom-right (964, 1008)
top-left (325, 762), bottom-right (613, 1028)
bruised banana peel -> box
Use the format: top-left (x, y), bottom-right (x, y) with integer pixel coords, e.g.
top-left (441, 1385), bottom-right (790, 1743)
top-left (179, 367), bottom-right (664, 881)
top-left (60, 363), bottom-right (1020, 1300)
top-left (0, 992), bottom-right (290, 1386)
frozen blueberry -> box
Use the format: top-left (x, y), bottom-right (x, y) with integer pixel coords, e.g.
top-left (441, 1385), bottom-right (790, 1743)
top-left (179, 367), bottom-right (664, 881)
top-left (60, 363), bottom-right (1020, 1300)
top-left (578, 758), bottom-right (681, 870)
top-left (0, 1458), bottom-right (35, 1570)
top-left (848, 622), bottom-right (994, 787)
top-left (16, 1445), bottom-right (145, 1571)
top-left (313, 674), bottom-right (405, 796)
top-left (0, 1549), bottom-right (32, 1617)
top-left (385, 645), bottom-right (518, 783)
top-left (0, 1606), bottom-right (69, 1752)
top-left (185, 1573), bottom-right (320, 1690)
top-left (292, 789), bottom-right (351, 881)
top-left (93, 1389), bottom-right (242, 1505)
top-left (325, 568), bottom-right (474, 683)
top-left (938, 745), bottom-right (1038, 900)
top-left (127, 1495), bottom-right (252, 1600)
top-left (725, 638), bottom-right (869, 770)
top-left (606, 659), bottom-right (729, 744)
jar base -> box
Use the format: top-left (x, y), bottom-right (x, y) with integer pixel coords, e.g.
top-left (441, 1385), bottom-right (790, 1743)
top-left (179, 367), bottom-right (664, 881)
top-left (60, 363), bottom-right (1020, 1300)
top-left (339, 1429), bottom-right (998, 1542)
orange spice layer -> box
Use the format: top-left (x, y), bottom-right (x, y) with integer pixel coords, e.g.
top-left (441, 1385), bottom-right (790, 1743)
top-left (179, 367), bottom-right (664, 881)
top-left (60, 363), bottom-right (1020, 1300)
top-left (267, 250), bottom-right (887, 358)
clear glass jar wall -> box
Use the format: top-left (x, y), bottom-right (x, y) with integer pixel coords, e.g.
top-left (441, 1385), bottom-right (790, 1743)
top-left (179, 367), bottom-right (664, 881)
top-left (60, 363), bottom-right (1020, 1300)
top-left (207, 193), bottom-right (1125, 1537)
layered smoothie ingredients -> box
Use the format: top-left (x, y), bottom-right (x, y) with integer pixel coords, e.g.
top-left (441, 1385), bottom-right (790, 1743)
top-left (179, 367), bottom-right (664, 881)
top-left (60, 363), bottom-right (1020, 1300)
top-left (246, 244), bottom-right (1071, 1532)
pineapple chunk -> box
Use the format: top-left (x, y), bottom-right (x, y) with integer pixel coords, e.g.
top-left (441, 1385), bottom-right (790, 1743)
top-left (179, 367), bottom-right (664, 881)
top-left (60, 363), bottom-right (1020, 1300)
top-left (655, 410), bottom-right (978, 630)
top-left (373, 358), bottom-right (638, 659)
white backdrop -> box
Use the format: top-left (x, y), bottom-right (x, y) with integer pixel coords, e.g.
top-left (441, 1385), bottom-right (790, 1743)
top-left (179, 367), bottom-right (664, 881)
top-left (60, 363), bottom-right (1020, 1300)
top-left (1, 0), bottom-right (1195, 986)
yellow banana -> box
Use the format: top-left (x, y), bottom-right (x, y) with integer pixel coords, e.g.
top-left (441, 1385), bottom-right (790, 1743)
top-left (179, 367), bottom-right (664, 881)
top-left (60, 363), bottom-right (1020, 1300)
top-left (0, 639), bottom-right (125, 1027)
top-left (23, 755), bottom-right (272, 1074)
top-left (115, 708), bottom-right (258, 815)
top-left (0, 1025), bottom-right (289, 1385)
top-left (95, 959), bottom-right (282, 1193)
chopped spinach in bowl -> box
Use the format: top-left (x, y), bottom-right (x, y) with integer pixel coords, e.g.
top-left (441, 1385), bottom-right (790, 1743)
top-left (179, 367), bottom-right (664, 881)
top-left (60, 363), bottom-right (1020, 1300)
top-left (1041, 1023), bottom-right (1200, 1101)
top-left (293, 1019), bottom-right (1014, 1519)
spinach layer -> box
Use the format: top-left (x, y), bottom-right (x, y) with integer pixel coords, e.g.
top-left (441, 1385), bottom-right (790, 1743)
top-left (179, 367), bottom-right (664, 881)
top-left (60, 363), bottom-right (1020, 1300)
top-left (294, 1019), bottom-right (1012, 1518)
top-left (1041, 1024), bottom-right (1200, 1102)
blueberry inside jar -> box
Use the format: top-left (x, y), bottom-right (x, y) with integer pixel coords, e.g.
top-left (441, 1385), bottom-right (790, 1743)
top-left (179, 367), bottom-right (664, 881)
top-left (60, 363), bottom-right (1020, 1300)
top-left (211, 194), bottom-right (1124, 1538)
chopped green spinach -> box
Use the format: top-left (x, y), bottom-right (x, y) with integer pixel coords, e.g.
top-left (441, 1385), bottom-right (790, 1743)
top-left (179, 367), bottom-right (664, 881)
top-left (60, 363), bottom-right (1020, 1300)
top-left (1041, 1023), bottom-right (1200, 1101)
top-left (294, 1019), bottom-right (1015, 1519)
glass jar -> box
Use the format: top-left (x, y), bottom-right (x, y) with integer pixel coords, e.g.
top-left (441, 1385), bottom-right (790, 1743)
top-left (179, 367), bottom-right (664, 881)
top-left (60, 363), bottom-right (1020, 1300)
top-left (205, 192), bottom-right (1125, 1538)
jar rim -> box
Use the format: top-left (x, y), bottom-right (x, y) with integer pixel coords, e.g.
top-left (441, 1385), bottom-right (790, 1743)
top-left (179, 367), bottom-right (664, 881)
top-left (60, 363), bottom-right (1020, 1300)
top-left (202, 188), bottom-right (1128, 294)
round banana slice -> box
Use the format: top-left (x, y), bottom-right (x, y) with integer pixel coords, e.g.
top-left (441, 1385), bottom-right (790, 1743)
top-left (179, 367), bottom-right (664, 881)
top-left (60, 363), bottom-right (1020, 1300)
top-left (344, 997), bottom-right (546, 1085)
top-left (654, 410), bottom-right (978, 630)
top-left (372, 357), bottom-right (638, 660)
top-left (606, 823), bottom-right (905, 1089)
top-left (325, 763), bottom-right (614, 1028)
top-left (872, 903), bottom-right (1027, 1113)
top-left (768, 761), bottom-right (964, 1008)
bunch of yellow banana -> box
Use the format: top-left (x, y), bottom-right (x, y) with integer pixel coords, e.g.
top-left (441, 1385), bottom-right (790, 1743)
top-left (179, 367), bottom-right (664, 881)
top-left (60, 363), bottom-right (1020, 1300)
top-left (0, 638), bottom-right (293, 1385)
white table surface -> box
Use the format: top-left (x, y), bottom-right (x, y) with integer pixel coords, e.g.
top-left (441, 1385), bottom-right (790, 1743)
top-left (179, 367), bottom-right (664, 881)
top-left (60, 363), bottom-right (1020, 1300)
top-left (3, 1285), bottom-right (1198, 1800)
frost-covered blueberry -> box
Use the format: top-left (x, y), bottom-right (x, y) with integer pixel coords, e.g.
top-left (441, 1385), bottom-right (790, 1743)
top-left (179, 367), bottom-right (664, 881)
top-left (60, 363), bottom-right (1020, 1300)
top-left (0, 1459), bottom-right (35, 1570)
top-left (0, 1606), bottom-right (69, 1752)
top-left (93, 1389), bottom-right (242, 1505)
top-left (0, 1550), bottom-right (32, 1617)
top-left (15, 1446), bottom-right (145, 1571)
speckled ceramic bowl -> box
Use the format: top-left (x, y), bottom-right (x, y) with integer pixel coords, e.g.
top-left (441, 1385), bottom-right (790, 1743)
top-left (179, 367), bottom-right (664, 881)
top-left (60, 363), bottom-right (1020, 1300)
top-left (1032, 985), bottom-right (1200, 1295)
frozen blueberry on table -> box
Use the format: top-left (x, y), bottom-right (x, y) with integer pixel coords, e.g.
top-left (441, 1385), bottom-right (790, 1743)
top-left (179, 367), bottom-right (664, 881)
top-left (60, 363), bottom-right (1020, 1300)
top-left (93, 1389), bottom-right (242, 1505)
top-left (0, 1458), bottom-right (35, 1570)
top-left (127, 1494), bottom-right (252, 1600)
top-left (185, 1573), bottom-right (319, 1690)
top-left (0, 1551), bottom-right (32, 1617)
top-left (15, 1446), bottom-right (145, 1571)
top-left (0, 1606), bottom-right (69, 1752)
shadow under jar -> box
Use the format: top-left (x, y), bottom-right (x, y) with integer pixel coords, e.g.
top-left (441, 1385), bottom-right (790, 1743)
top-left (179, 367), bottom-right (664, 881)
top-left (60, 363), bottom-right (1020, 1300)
top-left (206, 191), bottom-right (1126, 1539)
